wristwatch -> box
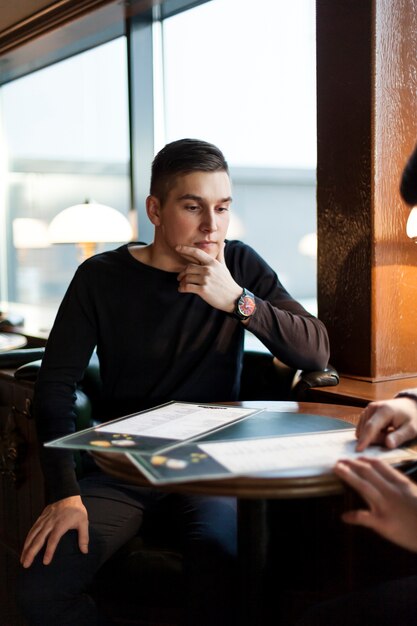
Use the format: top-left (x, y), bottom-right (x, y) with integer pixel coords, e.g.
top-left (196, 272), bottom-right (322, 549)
top-left (233, 288), bottom-right (256, 320)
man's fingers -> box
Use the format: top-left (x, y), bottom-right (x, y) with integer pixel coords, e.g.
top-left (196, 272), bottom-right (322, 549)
top-left (20, 496), bottom-right (89, 568)
top-left (341, 509), bottom-right (374, 528)
top-left (177, 267), bottom-right (206, 292)
top-left (177, 264), bottom-right (202, 281)
top-left (30, 518), bottom-right (89, 566)
top-left (21, 546), bottom-right (38, 568)
top-left (78, 521), bottom-right (89, 554)
top-left (176, 245), bottom-right (212, 265)
top-left (21, 519), bottom-right (45, 554)
top-left (21, 529), bottom-right (51, 568)
top-left (42, 530), bottom-right (65, 565)
top-left (21, 517), bottom-right (55, 567)
top-left (216, 241), bottom-right (225, 263)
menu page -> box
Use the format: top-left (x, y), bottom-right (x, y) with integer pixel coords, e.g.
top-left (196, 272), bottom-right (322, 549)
top-left (45, 401), bottom-right (260, 455)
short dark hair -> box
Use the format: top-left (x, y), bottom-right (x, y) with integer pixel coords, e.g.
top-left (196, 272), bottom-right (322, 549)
top-left (150, 138), bottom-right (229, 202)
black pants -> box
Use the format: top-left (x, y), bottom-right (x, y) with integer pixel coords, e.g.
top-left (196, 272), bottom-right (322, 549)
top-left (296, 575), bottom-right (417, 626)
top-left (18, 470), bottom-right (237, 626)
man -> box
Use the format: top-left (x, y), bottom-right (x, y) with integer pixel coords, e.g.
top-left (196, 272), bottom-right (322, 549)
top-left (18, 138), bottom-right (329, 625)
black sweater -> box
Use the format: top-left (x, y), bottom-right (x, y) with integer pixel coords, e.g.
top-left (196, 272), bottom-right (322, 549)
top-left (34, 240), bottom-right (330, 502)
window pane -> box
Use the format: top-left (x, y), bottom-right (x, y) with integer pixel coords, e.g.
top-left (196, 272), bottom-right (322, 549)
top-left (0, 37), bottom-right (130, 310)
top-left (162, 0), bottom-right (317, 307)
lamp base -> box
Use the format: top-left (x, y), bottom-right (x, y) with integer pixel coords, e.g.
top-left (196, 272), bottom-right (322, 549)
top-left (76, 242), bottom-right (97, 262)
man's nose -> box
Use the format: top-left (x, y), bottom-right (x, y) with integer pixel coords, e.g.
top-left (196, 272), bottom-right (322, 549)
top-left (200, 209), bottom-right (218, 232)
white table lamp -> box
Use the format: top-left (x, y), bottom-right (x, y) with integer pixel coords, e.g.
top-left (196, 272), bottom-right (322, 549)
top-left (48, 200), bottom-right (133, 260)
top-left (406, 207), bottom-right (417, 241)
top-left (298, 232), bottom-right (317, 259)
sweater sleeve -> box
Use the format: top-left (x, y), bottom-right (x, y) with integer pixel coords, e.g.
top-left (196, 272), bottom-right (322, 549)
top-left (34, 263), bottom-right (98, 503)
top-left (395, 388), bottom-right (417, 403)
top-left (228, 241), bottom-right (330, 371)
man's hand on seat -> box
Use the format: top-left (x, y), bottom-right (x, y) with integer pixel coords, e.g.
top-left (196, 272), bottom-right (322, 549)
top-left (20, 495), bottom-right (89, 568)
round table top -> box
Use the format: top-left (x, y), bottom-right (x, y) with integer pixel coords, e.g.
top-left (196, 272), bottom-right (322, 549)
top-left (0, 332), bottom-right (27, 352)
top-left (92, 401), bottom-right (364, 499)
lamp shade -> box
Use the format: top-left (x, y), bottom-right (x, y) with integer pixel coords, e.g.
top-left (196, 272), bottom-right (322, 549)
top-left (298, 232), bottom-right (317, 258)
top-left (406, 207), bottom-right (417, 240)
top-left (48, 201), bottom-right (133, 244)
top-left (13, 218), bottom-right (50, 248)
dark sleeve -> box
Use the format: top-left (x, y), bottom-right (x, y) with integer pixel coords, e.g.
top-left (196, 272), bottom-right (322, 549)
top-left (227, 241), bottom-right (330, 371)
top-left (395, 388), bottom-right (417, 403)
top-left (34, 264), bottom-right (98, 503)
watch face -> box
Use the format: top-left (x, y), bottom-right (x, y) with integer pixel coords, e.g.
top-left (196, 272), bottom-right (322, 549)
top-left (238, 293), bottom-right (256, 317)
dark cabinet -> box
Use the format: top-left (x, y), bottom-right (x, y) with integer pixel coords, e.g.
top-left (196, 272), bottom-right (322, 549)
top-left (0, 371), bottom-right (44, 626)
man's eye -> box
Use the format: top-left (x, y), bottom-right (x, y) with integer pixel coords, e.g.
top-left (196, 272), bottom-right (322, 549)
top-left (217, 207), bottom-right (229, 212)
top-left (185, 205), bottom-right (199, 211)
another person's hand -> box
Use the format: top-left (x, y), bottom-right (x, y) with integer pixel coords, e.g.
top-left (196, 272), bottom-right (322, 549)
top-left (20, 495), bottom-right (89, 568)
top-left (355, 397), bottom-right (417, 451)
top-left (176, 244), bottom-right (242, 313)
top-left (334, 457), bottom-right (417, 552)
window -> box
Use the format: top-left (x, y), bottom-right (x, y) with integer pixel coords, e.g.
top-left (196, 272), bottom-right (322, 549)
top-left (0, 0), bottom-right (317, 315)
top-left (0, 37), bottom-right (130, 307)
top-left (162, 0), bottom-right (317, 307)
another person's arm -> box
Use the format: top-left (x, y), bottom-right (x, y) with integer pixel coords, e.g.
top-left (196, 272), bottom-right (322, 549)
top-left (356, 390), bottom-right (417, 451)
top-left (334, 457), bottom-right (417, 552)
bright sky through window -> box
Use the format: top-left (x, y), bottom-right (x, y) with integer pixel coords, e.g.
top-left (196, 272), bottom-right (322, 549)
top-left (163, 0), bottom-right (316, 169)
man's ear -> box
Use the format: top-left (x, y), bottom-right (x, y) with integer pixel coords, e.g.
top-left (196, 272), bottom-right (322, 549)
top-left (146, 195), bottom-right (162, 226)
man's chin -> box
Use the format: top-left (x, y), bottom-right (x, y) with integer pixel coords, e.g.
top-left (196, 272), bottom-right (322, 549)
top-left (193, 242), bottom-right (219, 256)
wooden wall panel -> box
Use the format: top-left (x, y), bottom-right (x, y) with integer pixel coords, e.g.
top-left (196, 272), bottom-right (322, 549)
top-left (373, 0), bottom-right (417, 378)
top-left (317, 0), bottom-right (373, 377)
top-left (317, 0), bottom-right (417, 380)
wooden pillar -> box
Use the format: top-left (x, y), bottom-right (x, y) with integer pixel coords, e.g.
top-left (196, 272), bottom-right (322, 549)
top-left (317, 0), bottom-right (417, 381)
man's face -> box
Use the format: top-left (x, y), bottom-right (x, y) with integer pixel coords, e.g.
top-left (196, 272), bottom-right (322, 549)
top-left (150, 170), bottom-right (232, 264)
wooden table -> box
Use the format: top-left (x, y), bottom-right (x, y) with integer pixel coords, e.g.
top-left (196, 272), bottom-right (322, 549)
top-left (93, 401), bottom-right (364, 626)
top-left (93, 401), bottom-right (362, 498)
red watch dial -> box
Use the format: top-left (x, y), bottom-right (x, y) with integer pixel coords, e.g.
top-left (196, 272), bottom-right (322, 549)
top-left (238, 294), bottom-right (256, 317)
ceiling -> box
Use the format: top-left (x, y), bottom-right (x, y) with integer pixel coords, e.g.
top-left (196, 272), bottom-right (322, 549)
top-left (0, 0), bottom-right (54, 33)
